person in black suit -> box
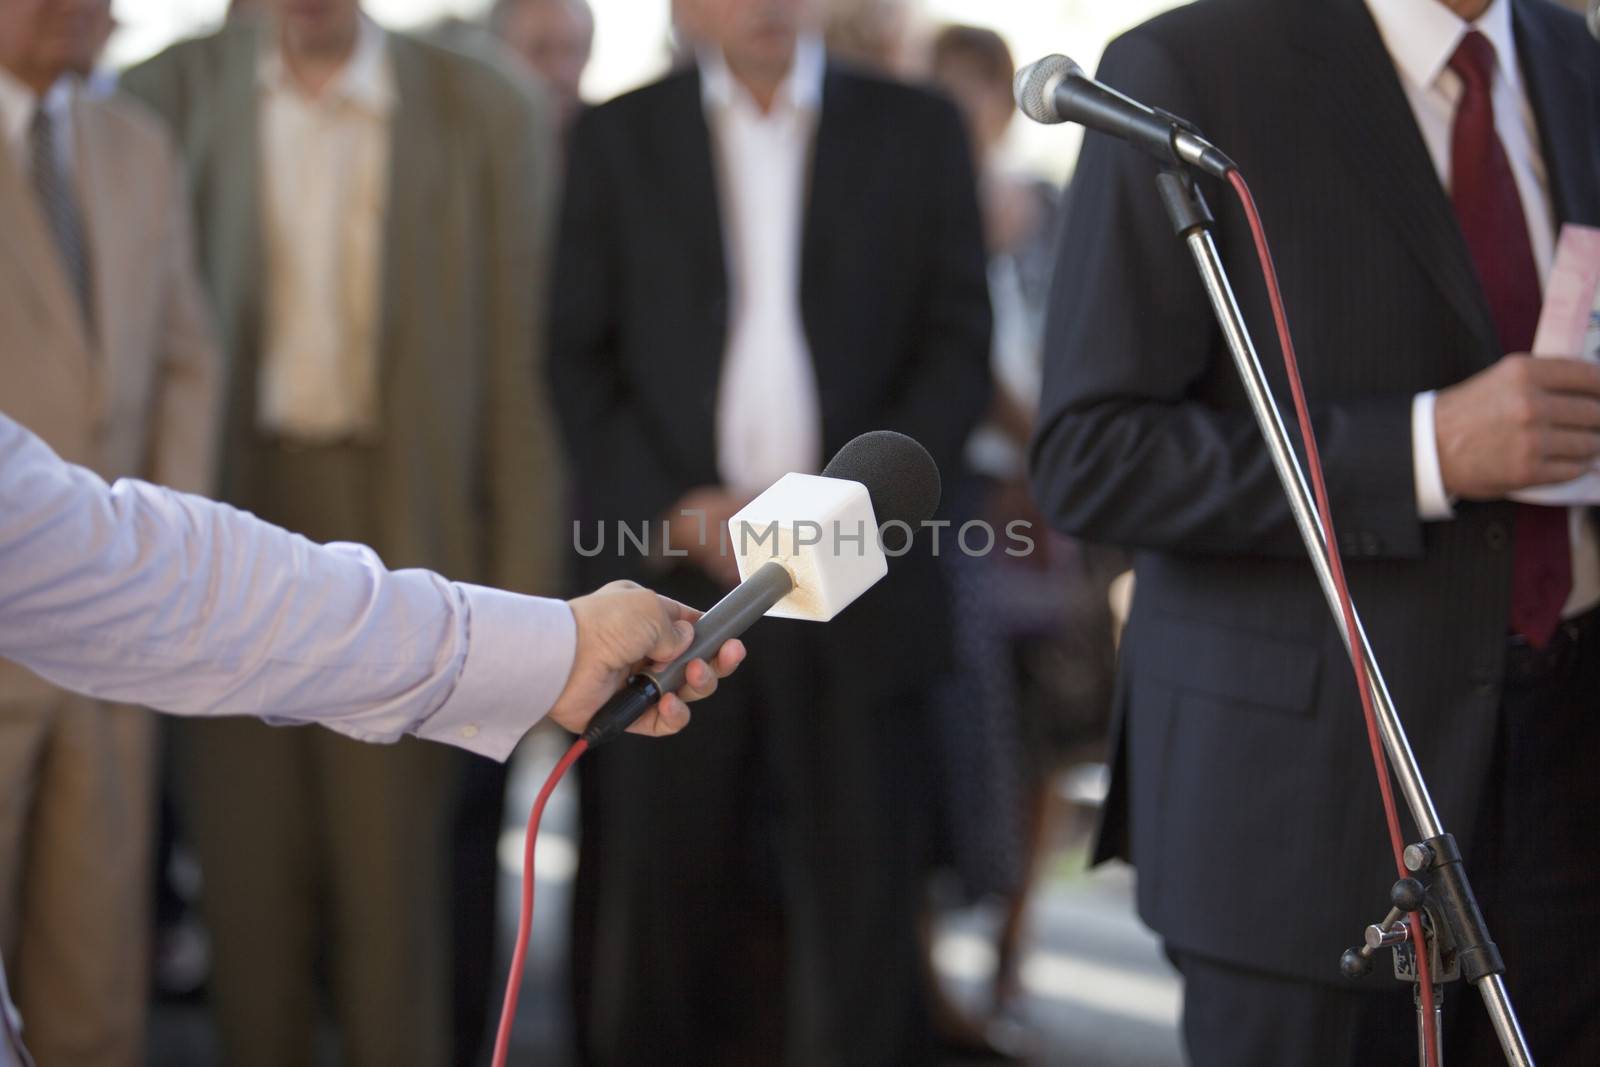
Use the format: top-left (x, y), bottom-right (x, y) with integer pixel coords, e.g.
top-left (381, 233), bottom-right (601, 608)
top-left (548, 0), bottom-right (991, 1063)
top-left (1030, 0), bottom-right (1600, 1064)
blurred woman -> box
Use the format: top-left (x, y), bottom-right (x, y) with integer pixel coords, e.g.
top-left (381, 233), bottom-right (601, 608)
top-left (926, 23), bottom-right (1125, 1054)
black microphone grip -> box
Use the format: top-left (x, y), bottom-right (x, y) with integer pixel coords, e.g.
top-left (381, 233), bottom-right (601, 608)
top-left (580, 561), bottom-right (795, 748)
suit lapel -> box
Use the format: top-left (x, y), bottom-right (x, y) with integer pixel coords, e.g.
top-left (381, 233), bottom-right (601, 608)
top-left (801, 66), bottom-right (859, 351)
top-left (75, 98), bottom-right (139, 366)
top-left (376, 35), bottom-right (443, 392)
top-left (1513, 0), bottom-right (1600, 229)
top-left (1289, 0), bottom-right (1500, 363)
top-left (665, 68), bottom-right (727, 317)
top-left (0, 121), bottom-right (93, 364)
top-left (654, 68), bottom-right (727, 435)
top-left (801, 64), bottom-right (873, 435)
top-left (205, 23), bottom-right (267, 396)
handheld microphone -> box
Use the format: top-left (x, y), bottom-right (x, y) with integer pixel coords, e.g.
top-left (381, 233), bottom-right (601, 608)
top-left (1013, 53), bottom-right (1235, 179)
top-left (580, 430), bottom-right (941, 747)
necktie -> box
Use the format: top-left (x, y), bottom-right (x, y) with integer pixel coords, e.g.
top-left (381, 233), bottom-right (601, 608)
top-left (1448, 31), bottom-right (1570, 648)
top-left (29, 102), bottom-right (92, 325)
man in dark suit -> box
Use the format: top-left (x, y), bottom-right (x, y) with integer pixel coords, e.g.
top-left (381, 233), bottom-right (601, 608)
top-left (1031, 0), bottom-right (1600, 1063)
top-left (549, 0), bottom-right (991, 1062)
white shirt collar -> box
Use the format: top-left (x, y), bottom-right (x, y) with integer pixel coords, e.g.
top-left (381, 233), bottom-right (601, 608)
top-left (258, 14), bottom-right (396, 115)
top-left (1364, 0), bottom-right (1520, 92)
top-left (0, 66), bottom-right (75, 167)
top-left (699, 34), bottom-right (826, 117)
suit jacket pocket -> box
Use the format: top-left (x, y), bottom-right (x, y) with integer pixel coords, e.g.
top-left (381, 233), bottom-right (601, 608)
top-left (1138, 612), bottom-right (1322, 717)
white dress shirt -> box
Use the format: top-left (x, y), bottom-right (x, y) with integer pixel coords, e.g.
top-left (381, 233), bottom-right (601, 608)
top-left (1365, 0), bottom-right (1600, 616)
top-left (257, 16), bottom-right (394, 442)
top-left (0, 410), bottom-right (575, 764)
top-left (701, 36), bottom-right (826, 500)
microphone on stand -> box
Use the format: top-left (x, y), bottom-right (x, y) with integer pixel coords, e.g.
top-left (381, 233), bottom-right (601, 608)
top-left (580, 430), bottom-right (941, 747)
top-left (1013, 53), bottom-right (1235, 178)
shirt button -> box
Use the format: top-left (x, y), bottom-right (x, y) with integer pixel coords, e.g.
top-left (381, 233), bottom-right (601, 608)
top-left (461, 724), bottom-right (480, 740)
top-left (1484, 522), bottom-right (1509, 551)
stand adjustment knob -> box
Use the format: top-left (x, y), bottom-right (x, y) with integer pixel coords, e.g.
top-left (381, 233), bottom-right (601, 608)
top-left (1340, 947), bottom-right (1374, 979)
top-left (1391, 877), bottom-right (1426, 912)
top-left (1403, 843), bottom-right (1434, 872)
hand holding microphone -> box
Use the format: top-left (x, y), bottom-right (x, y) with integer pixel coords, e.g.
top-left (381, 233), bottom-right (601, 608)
top-left (546, 582), bottom-right (748, 738)
top-left (580, 430), bottom-right (942, 747)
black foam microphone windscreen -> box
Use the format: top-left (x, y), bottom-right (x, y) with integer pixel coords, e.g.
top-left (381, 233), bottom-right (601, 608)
top-left (821, 430), bottom-right (942, 533)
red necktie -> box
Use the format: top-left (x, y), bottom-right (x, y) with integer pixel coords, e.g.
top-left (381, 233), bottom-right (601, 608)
top-left (1448, 31), bottom-right (1571, 648)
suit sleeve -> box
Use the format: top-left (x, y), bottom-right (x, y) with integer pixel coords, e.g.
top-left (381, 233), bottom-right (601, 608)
top-left (147, 137), bottom-right (220, 496)
top-left (548, 111), bottom-right (686, 530)
top-left (482, 78), bottom-right (566, 595)
top-left (1028, 31), bottom-right (1422, 559)
top-left (881, 97), bottom-right (993, 477)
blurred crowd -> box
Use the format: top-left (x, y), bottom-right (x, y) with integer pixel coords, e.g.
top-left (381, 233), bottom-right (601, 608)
top-left (0, 1), bottom-right (1122, 1065)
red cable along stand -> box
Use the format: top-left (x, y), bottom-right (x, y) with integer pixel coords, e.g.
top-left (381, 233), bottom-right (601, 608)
top-left (1224, 169), bottom-right (1438, 1067)
top-left (491, 737), bottom-right (588, 1067)
top-left (1150, 161), bottom-right (1533, 1066)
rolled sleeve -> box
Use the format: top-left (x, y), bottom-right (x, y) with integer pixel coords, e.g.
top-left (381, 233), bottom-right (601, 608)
top-left (413, 586), bottom-right (577, 761)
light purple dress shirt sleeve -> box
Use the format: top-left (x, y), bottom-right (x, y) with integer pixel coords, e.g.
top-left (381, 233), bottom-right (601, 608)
top-left (0, 412), bottom-right (575, 763)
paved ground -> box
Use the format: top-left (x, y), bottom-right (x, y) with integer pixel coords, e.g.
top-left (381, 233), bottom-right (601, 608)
top-left (148, 729), bottom-right (1184, 1066)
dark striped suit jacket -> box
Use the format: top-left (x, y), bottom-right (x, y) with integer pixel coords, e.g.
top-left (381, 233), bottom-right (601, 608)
top-left (1031, 0), bottom-right (1600, 982)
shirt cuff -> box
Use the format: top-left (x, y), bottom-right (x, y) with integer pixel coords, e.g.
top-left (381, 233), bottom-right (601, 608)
top-left (1412, 391), bottom-right (1455, 521)
top-left (413, 586), bottom-right (577, 761)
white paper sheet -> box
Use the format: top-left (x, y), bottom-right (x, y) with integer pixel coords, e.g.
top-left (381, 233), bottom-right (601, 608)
top-left (1510, 223), bottom-right (1600, 506)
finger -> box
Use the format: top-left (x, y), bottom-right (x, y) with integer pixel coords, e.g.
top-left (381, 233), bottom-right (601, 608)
top-left (654, 594), bottom-right (705, 626)
top-left (710, 639), bottom-right (746, 679)
top-left (674, 659), bottom-right (721, 704)
top-left (625, 695), bottom-right (692, 737)
top-left (1539, 429), bottom-right (1600, 463)
top-left (1540, 394), bottom-right (1600, 432)
top-left (1525, 356), bottom-right (1600, 397)
top-left (645, 613), bottom-right (695, 664)
top-left (1532, 457), bottom-right (1593, 487)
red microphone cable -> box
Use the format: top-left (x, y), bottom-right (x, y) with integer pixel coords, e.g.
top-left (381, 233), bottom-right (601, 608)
top-left (490, 736), bottom-right (589, 1067)
top-left (1224, 167), bottom-right (1439, 1067)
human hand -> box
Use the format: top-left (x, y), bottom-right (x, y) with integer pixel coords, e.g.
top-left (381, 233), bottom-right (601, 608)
top-left (548, 581), bottom-right (746, 737)
top-left (1435, 355), bottom-right (1600, 500)
top-left (664, 487), bottom-right (745, 588)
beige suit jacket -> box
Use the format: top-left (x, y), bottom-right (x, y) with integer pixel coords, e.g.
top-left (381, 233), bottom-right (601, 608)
top-left (0, 89), bottom-right (221, 700)
top-left (122, 23), bottom-right (566, 597)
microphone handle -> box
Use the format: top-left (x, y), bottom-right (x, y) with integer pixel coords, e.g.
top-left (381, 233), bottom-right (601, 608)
top-left (580, 561), bottom-right (795, 747)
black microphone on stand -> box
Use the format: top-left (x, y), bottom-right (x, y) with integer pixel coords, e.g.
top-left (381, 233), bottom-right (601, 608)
top-left (1013, 53), bottom-right (1235, 178)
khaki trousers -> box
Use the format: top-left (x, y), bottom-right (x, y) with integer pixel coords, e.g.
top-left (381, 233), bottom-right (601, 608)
top-left (176, 719), bottom-right (455, 1067)
top-left (0, 685), bottom-right (154, 1067)
top-left (178, 438), bottom-right (458, 1067)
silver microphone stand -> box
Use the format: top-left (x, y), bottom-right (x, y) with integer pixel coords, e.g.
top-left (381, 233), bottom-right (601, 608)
top-left (1151, 168), bottom-right (1534, 1067)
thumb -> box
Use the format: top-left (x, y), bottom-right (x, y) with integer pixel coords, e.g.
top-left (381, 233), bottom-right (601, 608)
top-left (645, 606), bottom-right (695, 665)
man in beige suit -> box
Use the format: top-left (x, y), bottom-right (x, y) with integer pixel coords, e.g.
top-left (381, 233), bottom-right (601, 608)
top-left (0, 0), bottom-right (220, 1063)
top-left (122, 2), bottom-right (564, 1064)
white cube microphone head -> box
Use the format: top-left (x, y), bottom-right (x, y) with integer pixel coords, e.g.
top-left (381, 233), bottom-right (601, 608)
top-left (728, 431), bottom-right (942, 622)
